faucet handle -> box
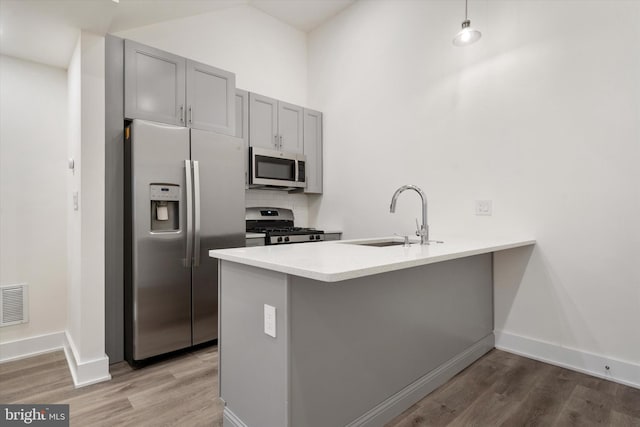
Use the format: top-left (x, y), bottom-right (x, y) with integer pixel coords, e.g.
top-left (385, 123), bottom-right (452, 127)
top-left (415, 218), bottom-right (422, 237)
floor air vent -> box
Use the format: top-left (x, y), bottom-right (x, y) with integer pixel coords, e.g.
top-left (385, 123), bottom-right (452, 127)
top-left (0, 284), bottom-right (29, 327)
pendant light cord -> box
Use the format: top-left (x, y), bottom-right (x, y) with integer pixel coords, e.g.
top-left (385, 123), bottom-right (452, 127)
top-left (465, 0), bottom-right (468, 21)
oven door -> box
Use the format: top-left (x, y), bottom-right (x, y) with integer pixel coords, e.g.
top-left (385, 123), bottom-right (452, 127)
top-left (250, 147), bottom-right (305, 188)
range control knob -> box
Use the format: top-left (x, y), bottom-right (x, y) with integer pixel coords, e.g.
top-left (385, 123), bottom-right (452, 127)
top-left (316, 235), bottom-right (321, 240)
top-left (284, 236), bottom-right (290, 242)
top-left (309, 235), bottom-right (314, 240)
top-left (277, 237), bottom-right (283, 243)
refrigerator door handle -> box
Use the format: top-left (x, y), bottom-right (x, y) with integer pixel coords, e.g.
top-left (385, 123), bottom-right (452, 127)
top-left (185, 160), bottom-right (193, 268)
top-left (193, 160), bottom-right (201, 267)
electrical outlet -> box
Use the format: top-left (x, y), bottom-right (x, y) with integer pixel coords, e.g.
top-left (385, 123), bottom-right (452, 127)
top-left (475, 200), bottom-right (492, 216)
top-left (264, 304), bottom-right (276, 338)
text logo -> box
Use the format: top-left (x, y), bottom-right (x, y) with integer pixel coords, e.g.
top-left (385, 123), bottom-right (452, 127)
top-left (1, 405), bottom-right (69, 426)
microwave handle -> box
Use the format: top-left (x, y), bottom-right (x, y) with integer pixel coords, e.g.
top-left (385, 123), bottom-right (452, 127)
top-left (296, 160), bottom-right (306, 183)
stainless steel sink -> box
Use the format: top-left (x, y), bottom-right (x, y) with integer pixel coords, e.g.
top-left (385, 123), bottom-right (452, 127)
top-left (357, 241), bottom-right (406, 247)
top-left (345, 240), bottom-right (409, 247)
top-left (342, 238), bottom-right (443, 247)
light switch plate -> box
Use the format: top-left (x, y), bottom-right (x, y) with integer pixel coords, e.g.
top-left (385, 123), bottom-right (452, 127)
top-left (475, 200), bottom-right (492, 216)
top-left (264, 304), bottom-right (276, 338)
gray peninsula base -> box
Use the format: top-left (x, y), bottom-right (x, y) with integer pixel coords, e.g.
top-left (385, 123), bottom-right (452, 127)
top-left (218, 253), bottom-right (494, 427)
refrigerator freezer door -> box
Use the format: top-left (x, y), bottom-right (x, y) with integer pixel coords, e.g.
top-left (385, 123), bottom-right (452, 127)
top-left (191, 129), bottom-right (245, 345)
top-left (131, 120), bottom-right (192, 360)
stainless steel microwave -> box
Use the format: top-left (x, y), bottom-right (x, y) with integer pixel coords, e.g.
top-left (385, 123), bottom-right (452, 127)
top-left (249, 147), bottom-right (306, 189)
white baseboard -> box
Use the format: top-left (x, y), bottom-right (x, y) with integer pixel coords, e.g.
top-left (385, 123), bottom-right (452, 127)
top-left (63, 331), bottom-right (111, 388)
top-left (223, 408), bottom-right (249, 427)
top-left (0, 331), bottom-right (66, 363)
top-left (496, 330), bottom-right (639, 390)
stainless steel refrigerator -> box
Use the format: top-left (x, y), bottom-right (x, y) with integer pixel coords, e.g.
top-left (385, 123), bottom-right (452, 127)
top-left (125, 119), bottom-right (245, 363)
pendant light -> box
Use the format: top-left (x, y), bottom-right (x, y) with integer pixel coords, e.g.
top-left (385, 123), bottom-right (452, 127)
top-left (453, 0), bottom-right (481, 47)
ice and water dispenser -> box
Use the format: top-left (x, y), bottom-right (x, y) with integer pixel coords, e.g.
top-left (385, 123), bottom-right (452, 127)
top-left (149, 184), bottom-right (180, 232)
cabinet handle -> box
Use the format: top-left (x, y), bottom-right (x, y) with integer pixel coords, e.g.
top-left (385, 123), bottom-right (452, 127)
top-left (274, 135), bottom-right (278, 149)
top-left (188, 106), bottom-right (193, 125)
top-left (179, 105), bottom-right (184, 123)
top-left (279, 135), bottom-right (283, 149)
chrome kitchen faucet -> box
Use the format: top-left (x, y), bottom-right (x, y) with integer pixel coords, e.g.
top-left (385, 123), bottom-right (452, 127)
top-left (389, 184), bottom-right (439, 245)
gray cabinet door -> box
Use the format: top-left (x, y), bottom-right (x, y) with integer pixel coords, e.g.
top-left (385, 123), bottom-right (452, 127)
top-left (245, 237), bottom-right (266, 247)
top-left (235, 89), bottom-right (249, 187)
top-left (186, 59), bottom-right (235, 135)
top-left (124, 40), bottom-right (186, 126)
top-left (278, 101), bottom-right (304, 154)
top-left (323, 232), bottom-right (341, 241)
top-left (303, 108), bottom-right (323, 194)
top-left (249, 93), bottom-right (279, 150)
top-left (235, 89), bottom-right (249, 144)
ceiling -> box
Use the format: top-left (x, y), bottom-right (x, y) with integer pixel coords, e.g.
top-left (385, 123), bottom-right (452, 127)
top-left (0, 0), bottom-right (355, 69)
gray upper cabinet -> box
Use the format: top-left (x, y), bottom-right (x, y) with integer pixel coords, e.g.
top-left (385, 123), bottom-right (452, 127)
top-left (124, 40), bottom-right (186, 126)
top-left (303, 109), bottom-right (323, 194)
top-left (249, 93), bottom-right (304, 154)
top-left (278, 101), bottom-right (304, 153)
top-left (235, 89), bottom-right (249, 187)
top-left (125, 40), bottom-right (236, 135)
top-left (249, 93), bottom-right (278, 150)
top-left (186, 59), bottom-right (235, 135)
top-left (235, 89), bottom-right (249, 145)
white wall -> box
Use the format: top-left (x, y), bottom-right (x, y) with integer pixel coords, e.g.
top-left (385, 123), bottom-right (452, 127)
top-left (67, 38), bottom-right (82, 351)
top-left (66, 32), bottom-right (109, 386)
top-left (309, 0), bottom-right (640, 383)
top-left (246, 189), bottom-right (310, 227)
top-left (0, 55), bottom-right (68, 343)
top-left (115, 4), bottom-right (308, 106)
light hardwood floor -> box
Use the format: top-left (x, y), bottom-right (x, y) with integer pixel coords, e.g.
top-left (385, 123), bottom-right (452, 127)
top-left (0, 346), bottom-right (222, 427)
top-left (386, 350), bottom-right (640, 427)
top-left (1, 347), bottom-right (638, 426)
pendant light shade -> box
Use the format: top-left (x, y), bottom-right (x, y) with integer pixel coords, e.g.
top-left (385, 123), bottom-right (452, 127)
top-left (453, 0), bottom-right (481, 47)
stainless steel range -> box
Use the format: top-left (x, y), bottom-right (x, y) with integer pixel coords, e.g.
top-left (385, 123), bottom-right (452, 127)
top-left (246, 207), bottom-right (324, 245)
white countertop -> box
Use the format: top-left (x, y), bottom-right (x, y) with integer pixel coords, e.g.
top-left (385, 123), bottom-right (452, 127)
top-left (245, 232), bottom-right (266, 238)
top-left (210, 236), bottom-right (535, 282)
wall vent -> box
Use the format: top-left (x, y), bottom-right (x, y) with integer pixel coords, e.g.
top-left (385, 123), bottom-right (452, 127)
top-left (0, 284), bottom-right (29, 327)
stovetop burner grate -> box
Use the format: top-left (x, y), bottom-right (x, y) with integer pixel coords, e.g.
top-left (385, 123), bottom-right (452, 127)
top-left (250, 226), bottom-right (324, 235)
top-left (246, 207), bottom-right (325, 244)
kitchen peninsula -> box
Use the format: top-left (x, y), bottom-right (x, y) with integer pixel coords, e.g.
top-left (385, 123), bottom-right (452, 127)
top-left (210, 237), bottom-right (535, 427)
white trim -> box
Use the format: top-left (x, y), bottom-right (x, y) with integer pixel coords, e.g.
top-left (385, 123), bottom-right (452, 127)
top-left (496, 330), bottom-right (639, 390)
top-left (0, 331), bottom-right (65, 363)
top-left (63, 331), bottom-right (111, 388)
top-left (223, 407), bottom-right (249, 427)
